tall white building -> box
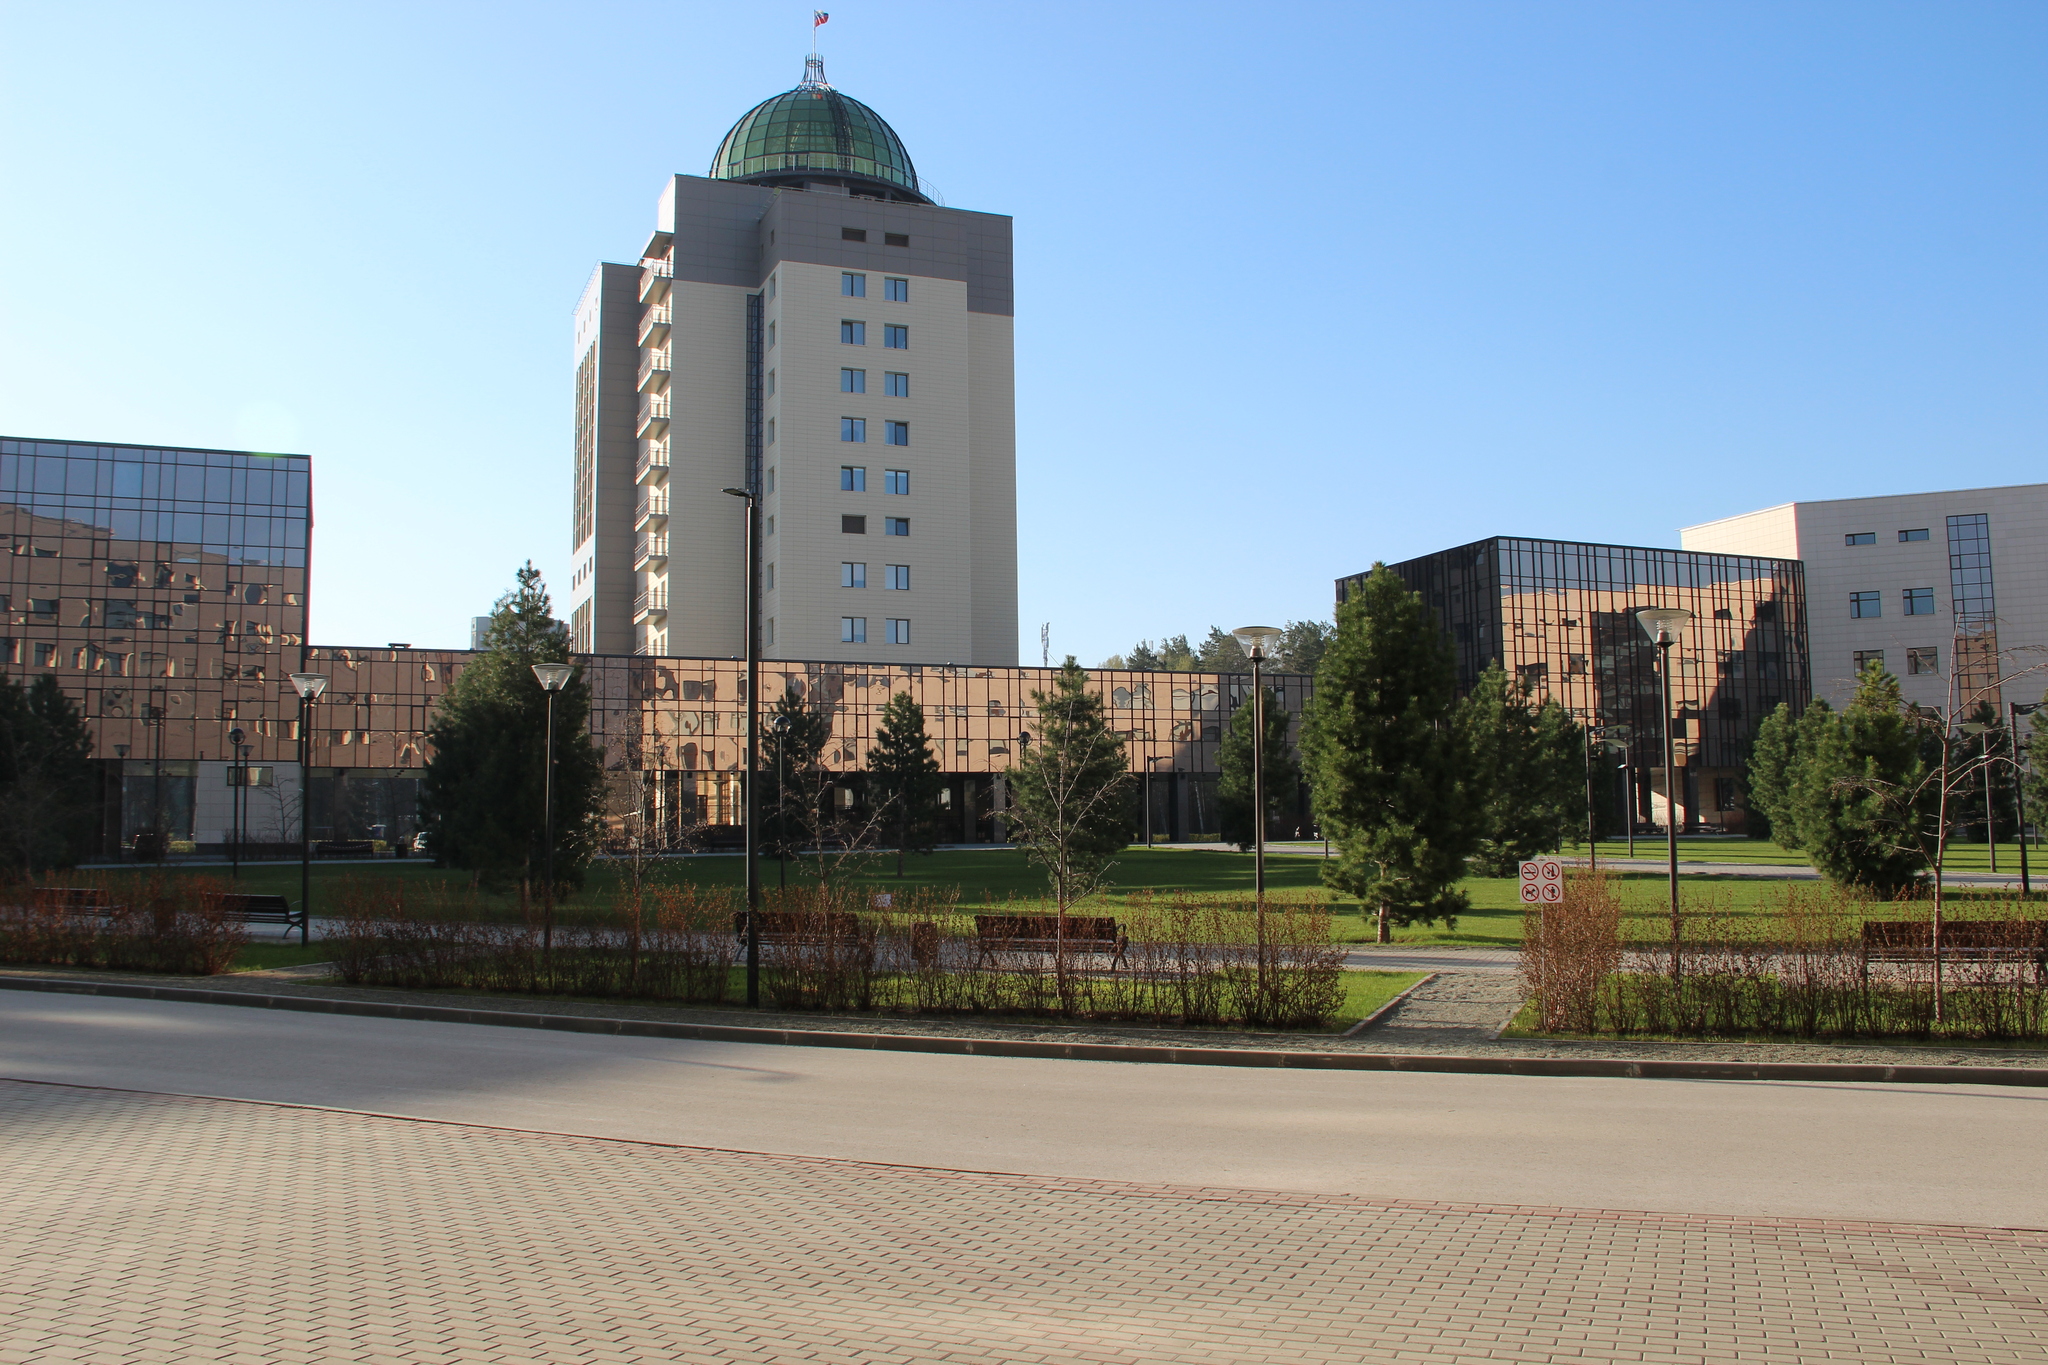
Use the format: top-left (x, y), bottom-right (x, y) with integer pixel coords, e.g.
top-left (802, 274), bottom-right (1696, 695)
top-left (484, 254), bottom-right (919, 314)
top-left (568, 57), bottom-right (1017, 667)
top-left (1683, 483), bottom-right (2048, 711)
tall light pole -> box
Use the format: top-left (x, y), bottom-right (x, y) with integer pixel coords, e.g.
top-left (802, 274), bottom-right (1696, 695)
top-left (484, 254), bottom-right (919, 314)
top-left (1583, 722), bottom-right (1602, 873)
top-left (1635, 608), bottom-right (1693, 980)
top-left (532, 662), bottom-right (576, 964)
top-left (288, 672), bottom-right (328, 946)
top-left (2014, 701), bottom-right (2036, 896)
top-left (1233, 627), bottom-right (1284, 993)
top-left (724, 485), bottom-right (762, 1007)
top-left (227, 726), bottom-right (246, 876)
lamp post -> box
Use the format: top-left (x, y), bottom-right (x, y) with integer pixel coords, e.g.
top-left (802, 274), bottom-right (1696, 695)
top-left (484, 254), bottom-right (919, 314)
top-left (288, 672), bottom-right (328, 946)
top-left (1583, 723), bottom-right (1603, 873)
top-left (531, 662), bottom-right (576, 964)
top-left (1634, 608), bottom-right (1693, 980)
top-left (1230, 627), bottom-right (1285, 900)
top-left (771, 711), bottom-right (790, 891)
top-left (1602, 725), bottom-right (1635, 859)
top-left (724, 485), bottom-right (762, 1007)
top-left (227, 727), bottom-right (246, 876)
top-left (2013, 702), bottom-right (2036, 897)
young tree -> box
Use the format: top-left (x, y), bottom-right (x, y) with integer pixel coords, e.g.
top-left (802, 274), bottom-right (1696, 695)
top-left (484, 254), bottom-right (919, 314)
top-left (867, 691), bottom-right (943, 876)
top-left (1217, 684), bottom-right (1300, 853)
top-left (1455, 664), bottom-right (1582, 875)
top-left (761, 685), bottom-right (831, 861)
top-left (1301, 564), bottom-right (1477, 942)
top-left (0, 674), bottom-right (100, 871)
top-left (419, 563), bottom-right (604, 894)
top-left (1788, 663), bottom-right (1932, 898)
top-left (1744, 701), bottom-right (1807, 846)
top-left (1005, 657), bottom-right (1134, 917)
top-left (1273, 620), bottom-right (1335, 677)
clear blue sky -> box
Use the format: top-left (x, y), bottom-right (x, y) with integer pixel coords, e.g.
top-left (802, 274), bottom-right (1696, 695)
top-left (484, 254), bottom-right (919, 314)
top-left (4, 2), bottom-right (2043, 664)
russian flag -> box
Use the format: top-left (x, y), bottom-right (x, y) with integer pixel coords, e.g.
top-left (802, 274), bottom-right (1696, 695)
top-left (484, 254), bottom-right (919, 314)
top-left (814, 10), bottom-right (829, 26)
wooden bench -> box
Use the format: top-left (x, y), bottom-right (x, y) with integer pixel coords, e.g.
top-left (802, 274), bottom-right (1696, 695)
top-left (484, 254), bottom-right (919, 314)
top-left (202, 892), bottom-right (309, 944)
top-left (1861, 920), bottom-right (2048, 981)
top-left (974, 915), bottom-right (1128, 971)
top-left (30, 887), bottom-right (123, 916)
top-left (733, 910), bottom-right (876, 963)
top-left (313, 839), bottom-right (377, 858)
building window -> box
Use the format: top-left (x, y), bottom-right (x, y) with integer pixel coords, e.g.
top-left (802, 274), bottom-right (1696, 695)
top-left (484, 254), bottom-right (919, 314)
top-left (840, 466), bottom-right (866, 491)
top-left (841, 562), bottom-right (866, 588)
top-left (885, 277), bottom-right (908, 301)
top-left (766, 516), bottom-right (775, 536)
top-left (842, 227), bottom-right (867, 242)
top-left (885, 421), bottom-right (908, 446)
top-left (767, 369), bottom-right (775, 395)
top-left (886, 618), bottom-right (910, 645)
top-left (885, 233), bottom-right (909, 247)
top-left (885, 517), bottom-right (909, 537)
top-left (766, 563), bottom-right (776, 591)
top-left (1715, 777), bottom-right (1739, 812)
top-left (1718, 650), bottom-right (1746, 678)
top-left (883, 324), bottom-right (907, 349)
top-left (885, 371), bottom-right (909, 397)
top-left (767, 466), bottom-right (776, 493)
top-left (1900, 528), bottom-right (1929, 542)
top-left (1854, 649), bottom-right (1885, 672)
top-left (841, 321), bottom-right (865, 345)
top-left (1908, 646), bottom-right (1940, 675)
top-left (1903, 587), bottom-right (1935, 616)
top-left (841, 368), bottom-right (866, 393)
top-left (841, 419), bottom-right (866, 444)
top-left (885, 564), bottom-right (909, 590)
top-left (1850, 591), bottom-right (1881, 618)
top-left (767, 274), bottom-right (776, 299)
top-left (767, 322), bottom-right (776, 348)
top-left (842, 272), bottom-right (866, 297)
top-left (766, 419), bottom-right (775, 445)
top-left (841, 515), bottom-right (866, 534)
top-left (884, 469), bottom-right (909, 495)
top-left (841, 616), bottom-right (867, 642)
top-left (767, 618), bottom-right (775, 645)
top-left (1845, 532), bottom-right (1876, 546)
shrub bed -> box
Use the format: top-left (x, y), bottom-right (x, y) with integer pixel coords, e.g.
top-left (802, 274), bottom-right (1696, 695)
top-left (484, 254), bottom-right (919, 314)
top-left (0, 872), bottom-right (247, 975)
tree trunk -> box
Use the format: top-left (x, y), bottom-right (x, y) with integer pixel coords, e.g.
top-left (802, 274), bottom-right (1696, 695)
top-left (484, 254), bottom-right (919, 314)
top-left (1376, 904), bottom-right (1391, 944)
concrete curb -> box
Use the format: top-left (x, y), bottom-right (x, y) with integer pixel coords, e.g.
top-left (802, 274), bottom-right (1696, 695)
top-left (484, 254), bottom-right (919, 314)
top-left (6, 974), bottom-right (2047, 1086)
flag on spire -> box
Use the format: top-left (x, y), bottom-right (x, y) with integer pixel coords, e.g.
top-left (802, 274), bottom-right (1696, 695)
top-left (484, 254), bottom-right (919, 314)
top-left (814, 11), bottom-right (829, 27)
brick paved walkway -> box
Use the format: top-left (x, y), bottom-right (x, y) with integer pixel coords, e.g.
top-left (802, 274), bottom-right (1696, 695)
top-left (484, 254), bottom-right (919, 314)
top-left (4, 1079), bottom-right (2045, 1364)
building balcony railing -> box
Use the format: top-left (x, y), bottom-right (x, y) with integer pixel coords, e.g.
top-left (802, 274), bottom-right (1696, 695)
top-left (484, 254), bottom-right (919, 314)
top-left (636, 348), bottom-right (671, 394)
top-left (637, 304), bottom-right (672, 347)
top-left (632, 589), bottom-right (668, 622)
top-left (634, 490), bottom-right (669, 531)
top-left (635, 393), bottom-right (670, 439)
top-left (639, 259), bottom-right (672, 304)
top-left (632, 532), bottom-right (669, 570)
top-left (635, 441), bottom-right (669, 486)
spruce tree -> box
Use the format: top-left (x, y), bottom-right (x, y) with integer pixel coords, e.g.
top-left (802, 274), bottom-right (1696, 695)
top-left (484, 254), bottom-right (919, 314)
top-left (1744, 701), bottom-right (1804, 845)
top-left (420, 564), bottom-right (604, 892)
top-left (1300, 563), bottom-right (1477, 942)
top-left (0, 674), bottom-right (100, 871)
top-left (1217, 684), bottom-right (1300, 853)
top-left (762, 685), bottom-right (832, 860)
top-left (1456, 664), bottom-right (1583, 875)
top-left (867, 691), bottom-right (943, 876)
top-left (1788, 664), bottom-right (1931, 898)
top-left (1006, 657), bottom-right (1134, 914)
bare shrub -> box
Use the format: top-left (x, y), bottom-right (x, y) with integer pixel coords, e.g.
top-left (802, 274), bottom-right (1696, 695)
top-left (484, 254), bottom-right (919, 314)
top-left (0, 871), bottom-right (246, 975)
top-left (1519, 871), bottom-right (1622, 1033)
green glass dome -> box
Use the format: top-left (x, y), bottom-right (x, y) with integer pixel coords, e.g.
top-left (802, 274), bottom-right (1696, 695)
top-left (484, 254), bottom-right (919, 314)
top-left (711, 59), bottom-right (928, 203)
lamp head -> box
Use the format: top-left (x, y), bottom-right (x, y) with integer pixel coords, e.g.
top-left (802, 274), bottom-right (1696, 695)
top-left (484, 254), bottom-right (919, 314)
top-left (722, 486), bottom-right (751, 500)
top-left (1634, 607), bottom-right (1694, 644)
top-left (288, 672), bottom-right (329, 700)
top-left (532, 662), bottom-right (577, 692)
top-left (1231, 625), bottom-right (1285, 662)
top-left (227, 727), bottom-right (245, 746)
top-left (772, 713), bottom-right (791, 733)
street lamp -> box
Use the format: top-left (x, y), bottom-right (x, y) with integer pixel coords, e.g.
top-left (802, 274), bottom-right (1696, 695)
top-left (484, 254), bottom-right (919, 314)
top-left (724, 485), bottom-right (763, 1007)
top-left (1230, 626), bottom-right (1285, 900)
top-left (227, 726), bottom-right (246, 877)
top-left (288, 672), bottom-right (328, 945)
top-left (1634, 608), bottom-right (1692, 979)
top-left (2014, 702), bottom-right (2037, 897)
top-left (532, 662), bottom-right (576, 964)
top-left (771, 711), bottom-right (791, 891)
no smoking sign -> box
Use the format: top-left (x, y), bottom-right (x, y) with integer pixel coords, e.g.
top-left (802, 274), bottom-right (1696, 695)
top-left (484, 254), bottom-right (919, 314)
top-left (1519, 858), bottom-right (1564, 903)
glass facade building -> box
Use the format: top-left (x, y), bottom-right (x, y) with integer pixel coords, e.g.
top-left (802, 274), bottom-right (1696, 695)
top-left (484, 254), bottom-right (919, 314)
top-left (1346, 538), bottom-right (1809, 833)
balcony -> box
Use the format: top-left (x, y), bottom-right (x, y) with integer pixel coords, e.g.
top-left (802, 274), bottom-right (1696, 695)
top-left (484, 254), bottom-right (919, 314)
top-left (632, 532), bottom-right (669, 570)
top-left (639, 259), bottom-right (672, 304)
top-left (632, 589), bottom-right (668, 623)
top-left (635, 441), bottom-right (669, 486)
top-left (637, 348), bottom-right (671, 394)
top-left (635, 392), bottom-right (670, 439)
top-left (638, 305), bottom-right (671, 347)
top-left (634, 489), bottom-right (669, 531)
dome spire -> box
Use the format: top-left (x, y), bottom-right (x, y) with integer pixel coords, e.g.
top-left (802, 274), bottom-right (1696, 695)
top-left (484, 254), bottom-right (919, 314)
top-left (799, 54), bottom-right (831, 91)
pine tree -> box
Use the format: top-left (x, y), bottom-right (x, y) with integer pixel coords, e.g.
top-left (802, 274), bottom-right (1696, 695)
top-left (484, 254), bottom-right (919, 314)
top-left (762, 685), bottom-right (832, 860)
top-left (1217, 685), bottom-right (1300, 853)
top-left (1744, 701), bottom-right (1806, 845)
top-left (419, 564), bottom-right (604, 893)
top-left (867, 691), bottom-right (943, 876)
top-left (1300, 564), bottom-right (1477, 942)
top-left (0, 674), bottom-right (100, 871)
top-left (1457, 665), bottom-right (1569, 875)
top-left (1006, 657), bottom-right (1134, 915)
top-left (1274, 620), bottom-right (1335, 677)
top-left (1789, 664), bottom-right (1932, 898)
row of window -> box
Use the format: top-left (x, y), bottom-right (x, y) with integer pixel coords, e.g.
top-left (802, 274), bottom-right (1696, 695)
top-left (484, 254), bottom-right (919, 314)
top-left (840, 515), bottom-right (908, 536)
top-left (840, 467), bottom-right (910, 493)
top-left (839, 418), bottom-right (909, 445)
top-left (840, 228), bottom-right (910, 247)
top-left (1848, 588), bottom-right (1937, 619)
top-left (841, 617), bottom-right (912, 645)
top-left (841, 369), bottom-right (909, 396)
top-left (841, 273), bottom-right (910, 301)
top-left (839, 563), bottom-right (912, 590)
top-left (1854, 647), bottom-right (1941, 676)
top-left (840, 321), bottom-right (908, 348)
top-left (1844, 529), bottom-right (1930, 546)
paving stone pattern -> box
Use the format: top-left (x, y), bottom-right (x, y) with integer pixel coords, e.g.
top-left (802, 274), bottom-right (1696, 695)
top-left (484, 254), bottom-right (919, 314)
top-left (6, 1080), bottom-right (2048, 1364)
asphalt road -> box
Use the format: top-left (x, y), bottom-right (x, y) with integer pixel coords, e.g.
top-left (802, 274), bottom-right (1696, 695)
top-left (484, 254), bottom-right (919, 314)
top-left (2, 990), bottom-right (2040, 1229)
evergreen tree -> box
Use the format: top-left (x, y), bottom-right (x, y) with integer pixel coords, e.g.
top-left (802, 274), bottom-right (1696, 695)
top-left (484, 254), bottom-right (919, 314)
top-left (0, 674), bottom-right (100, 871)
top-left (762, 685), bottom-right (832, 859)
top-left (1274, 620), bottom-right (1335, 677)
top-left (1217, 685), bottom-right (1300, 852)
top-left (419, 564), bottom-right (604, 892)
top-left (1456, 665), bottom-right (1582, 875)
top-left (1300, 564), bottom-right (1477, 942)
top-left (1744, 701), bottom-right (1806, 845)
top-left (867, 691), bottom-right (944, 876)
top-left (1788, 663), bottom-right (1931, 898)
top-left (1006, 657), bottom-right (1134, 914)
